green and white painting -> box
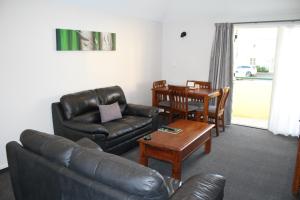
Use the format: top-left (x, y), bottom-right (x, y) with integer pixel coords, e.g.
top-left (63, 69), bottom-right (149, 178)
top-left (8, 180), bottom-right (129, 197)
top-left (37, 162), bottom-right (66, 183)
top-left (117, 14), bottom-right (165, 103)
top-left (56, 28), bottom-right (116, 51)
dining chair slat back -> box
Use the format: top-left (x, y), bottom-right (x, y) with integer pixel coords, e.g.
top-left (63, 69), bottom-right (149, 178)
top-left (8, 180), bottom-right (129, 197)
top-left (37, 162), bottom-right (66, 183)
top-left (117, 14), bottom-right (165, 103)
top-left (168, 85), bottom-right (197, 122)
top-left (169, 85), bottom-right (189, 112)
top-left (186, 80), bottom-right (211, 89)
top-left (153, 80), bottom-right (170, 115)
top-left (153, 80), bottom-right (168, 102)
top-left (186, 81), bottom-right (211, 105)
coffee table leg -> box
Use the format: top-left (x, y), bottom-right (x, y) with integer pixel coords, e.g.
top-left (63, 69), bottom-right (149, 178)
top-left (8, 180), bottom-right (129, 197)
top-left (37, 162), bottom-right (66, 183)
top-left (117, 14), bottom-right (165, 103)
top-left (139, 143), bottom-right (148, 166)
top-left (172, 154), bottom-right (182, 180)
top-left (204, 131), bottom-right (212, 154)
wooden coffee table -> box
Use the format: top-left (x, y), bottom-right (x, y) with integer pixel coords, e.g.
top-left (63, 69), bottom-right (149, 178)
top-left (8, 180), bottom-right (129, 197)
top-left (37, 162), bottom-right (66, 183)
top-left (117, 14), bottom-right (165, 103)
top-left (138, 119), bottom-right (214, 180)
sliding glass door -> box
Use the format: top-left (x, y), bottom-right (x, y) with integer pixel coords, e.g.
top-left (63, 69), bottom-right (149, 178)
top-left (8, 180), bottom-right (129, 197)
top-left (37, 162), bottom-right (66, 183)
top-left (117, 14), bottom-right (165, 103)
top-left (231, 22), bottom-right (300, 136)
top-left (231, 25), bottom-right (276, 129)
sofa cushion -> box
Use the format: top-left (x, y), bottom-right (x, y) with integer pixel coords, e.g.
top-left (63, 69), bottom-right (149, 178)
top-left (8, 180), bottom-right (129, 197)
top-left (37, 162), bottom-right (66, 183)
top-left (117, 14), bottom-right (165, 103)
top-left (103, 121), bottom-right (153, 150)
top-left (72, 110), bottom-right (100, 123)
top-left (20, 129), bottom-right (79, 167)
top-left (60, 90), bottom-right (98, 120)
top-left (69, 147), bottom-right (169, 199)
top-left (102, 115), bottom-right (152, 140)
top-left (95, 86), bottom-right (127, 114)
top-left (102, 121), bottom-right (133, 139)
top-left (99, 102), bottom-right (122, 123)
top-left (120, 115), bottom-right (152, 129)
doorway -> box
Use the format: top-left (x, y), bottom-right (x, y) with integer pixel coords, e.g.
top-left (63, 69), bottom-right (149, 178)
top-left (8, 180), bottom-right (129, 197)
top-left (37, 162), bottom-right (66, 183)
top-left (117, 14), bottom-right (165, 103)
top-left (231, 25), bottom-right (277, 129)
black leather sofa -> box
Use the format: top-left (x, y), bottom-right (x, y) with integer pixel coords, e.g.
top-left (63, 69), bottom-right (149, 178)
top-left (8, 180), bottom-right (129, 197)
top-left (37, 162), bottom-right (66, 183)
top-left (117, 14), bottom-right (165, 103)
top-left (6, 130), bottom-right (226, 200)
top-left (52, 86), bottom-right (159, 154)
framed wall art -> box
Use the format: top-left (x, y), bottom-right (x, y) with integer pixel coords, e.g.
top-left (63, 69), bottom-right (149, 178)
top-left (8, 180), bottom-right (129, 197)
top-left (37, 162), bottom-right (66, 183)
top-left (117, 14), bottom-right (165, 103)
top-left (56, 28), bottom-right (116, 51)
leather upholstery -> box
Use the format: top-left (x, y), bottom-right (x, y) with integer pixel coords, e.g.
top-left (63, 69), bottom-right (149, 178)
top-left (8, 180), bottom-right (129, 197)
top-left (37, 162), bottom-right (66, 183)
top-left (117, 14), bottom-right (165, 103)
top-left (95, 86), bottom-right (127, 113)
top-left (103, 116), bottom-right (152, 139)
top-left (20, 129), bottom-right (79, 167)
top-left (72, 110), bottom-right (100, 123)
top-left (60, 90), bottom-right (98, 120)
top-left (63, 120), bottom-right (109, 136)
top-left (7, 130), bottom-right (226, 200)
top-left (52, 86), bottom-right (159, 154)
top-left (124, 103), bottom-right (158, 118)
top-left (69, 148), bottom-right (169, 199)
top-left (76, 138), bottom-right (103, 151)
top-left (170, 174), bottom-right (225, 200)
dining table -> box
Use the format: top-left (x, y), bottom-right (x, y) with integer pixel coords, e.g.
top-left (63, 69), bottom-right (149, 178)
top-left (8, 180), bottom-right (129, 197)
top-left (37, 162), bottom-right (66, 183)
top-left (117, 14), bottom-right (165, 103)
top-left (152, 86), bottom-right (220, 122)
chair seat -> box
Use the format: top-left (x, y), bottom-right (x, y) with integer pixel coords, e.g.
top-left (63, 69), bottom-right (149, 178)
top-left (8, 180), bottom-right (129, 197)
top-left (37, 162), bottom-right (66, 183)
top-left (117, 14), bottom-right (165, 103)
top-left (160, 100), bottom-right (197, 112)
top-left (158, 100), bottom-right (171, 107)
top-left (188, 101), bottom-right (204, 107)
top-left (188, 105), bottom-right (198, 112)
top-left (196, 105), bottom-right (216, 113)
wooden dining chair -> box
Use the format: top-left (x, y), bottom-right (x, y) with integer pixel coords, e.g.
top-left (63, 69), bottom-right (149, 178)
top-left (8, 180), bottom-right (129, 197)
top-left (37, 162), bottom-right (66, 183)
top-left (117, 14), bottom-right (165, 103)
top-left (196, 86), bottom-right (230, 136)
top-left (153, 80), bottom-right (170, 114)
top-left (186, 81), bottom-right (211, 108)
top-left (186, 80), bottom-right (211, 89)
top-left (168, 85), bottom-right (198, 122)
top-left (153, 80), bottom-right (167, 89)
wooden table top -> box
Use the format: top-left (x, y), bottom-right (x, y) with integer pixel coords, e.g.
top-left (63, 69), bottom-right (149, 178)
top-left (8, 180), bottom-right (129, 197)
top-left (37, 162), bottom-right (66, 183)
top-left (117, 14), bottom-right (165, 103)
top-left (138, 119), bottom-right (215, 151)
top-left (152, 86), bottom-right (220, 97)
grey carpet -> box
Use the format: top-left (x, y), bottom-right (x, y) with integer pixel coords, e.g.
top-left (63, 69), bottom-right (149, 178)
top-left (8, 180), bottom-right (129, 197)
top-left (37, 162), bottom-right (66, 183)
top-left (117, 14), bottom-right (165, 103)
top-left (122, 125), bottom-right (299, 200)
top-left (0, 125), bottom-right (299, 200)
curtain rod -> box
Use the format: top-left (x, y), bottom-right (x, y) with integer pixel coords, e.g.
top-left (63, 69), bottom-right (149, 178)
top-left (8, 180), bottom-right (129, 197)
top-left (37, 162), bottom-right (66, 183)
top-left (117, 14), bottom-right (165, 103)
top-left (232, 19), bottom-right (300, 25)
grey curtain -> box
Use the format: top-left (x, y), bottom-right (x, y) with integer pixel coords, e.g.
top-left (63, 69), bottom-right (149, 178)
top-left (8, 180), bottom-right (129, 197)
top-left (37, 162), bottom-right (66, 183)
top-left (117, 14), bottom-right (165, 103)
top-left (208, 23), bottom-right (233, 125)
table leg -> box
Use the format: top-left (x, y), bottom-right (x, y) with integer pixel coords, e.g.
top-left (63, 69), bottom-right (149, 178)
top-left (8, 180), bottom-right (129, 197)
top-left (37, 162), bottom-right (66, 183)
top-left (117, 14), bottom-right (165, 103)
top-left (152, 89), bottom-right (157, 107)
top-left (172, 154), bottom-right (182, 180)
top-left (203, 96), bottom-right (209, 122)
top-left (139, 143), bottom-right (148, 166)
top-left (205, 131), bottom-right (212, 154)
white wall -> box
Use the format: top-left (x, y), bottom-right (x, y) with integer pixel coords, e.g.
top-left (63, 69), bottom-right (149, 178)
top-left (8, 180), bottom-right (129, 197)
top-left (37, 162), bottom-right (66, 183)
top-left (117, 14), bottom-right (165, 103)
top-left (162, 19), bottom-right (215, 84)
top-left (161, 0), bottom-right (300, 85)
top-left (0, 0), bottom-right (162, 169)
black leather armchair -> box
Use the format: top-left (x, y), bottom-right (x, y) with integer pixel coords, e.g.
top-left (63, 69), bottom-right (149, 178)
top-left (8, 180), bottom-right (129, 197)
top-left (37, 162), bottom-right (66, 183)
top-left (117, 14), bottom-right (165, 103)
top-left (52, 86), bottom-right (159, 154)
top-left (7, 130), bottom-right (226, 200)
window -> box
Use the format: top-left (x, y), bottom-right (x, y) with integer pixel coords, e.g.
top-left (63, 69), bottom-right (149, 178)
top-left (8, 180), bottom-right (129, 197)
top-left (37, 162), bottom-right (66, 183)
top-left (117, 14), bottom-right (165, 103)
top-left (250, 58), bottom-right (256, 65)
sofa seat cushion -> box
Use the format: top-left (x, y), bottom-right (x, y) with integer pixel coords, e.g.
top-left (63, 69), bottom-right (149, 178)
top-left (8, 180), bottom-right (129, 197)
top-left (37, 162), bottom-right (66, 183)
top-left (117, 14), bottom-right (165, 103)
top-left (102, 122), bottom-right (133, 139)
top-left (102, 115), bottom-right (152, 140)
top-left (120, 115), bottom-right (152, 129)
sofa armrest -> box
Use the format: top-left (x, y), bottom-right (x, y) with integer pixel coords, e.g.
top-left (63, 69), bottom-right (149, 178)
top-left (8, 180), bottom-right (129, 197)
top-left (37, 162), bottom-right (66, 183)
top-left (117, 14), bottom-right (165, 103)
top-left (124, 103), bottom-right (159, 118)
top-left (170, 174), bottom-right (225, 200)
top-left (62, 121), bottom-right (109, 136)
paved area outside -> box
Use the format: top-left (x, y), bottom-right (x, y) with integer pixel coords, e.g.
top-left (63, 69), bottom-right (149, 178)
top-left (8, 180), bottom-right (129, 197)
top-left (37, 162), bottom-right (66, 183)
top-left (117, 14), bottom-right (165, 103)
top-left (232, 79), bottom-right (273, 129)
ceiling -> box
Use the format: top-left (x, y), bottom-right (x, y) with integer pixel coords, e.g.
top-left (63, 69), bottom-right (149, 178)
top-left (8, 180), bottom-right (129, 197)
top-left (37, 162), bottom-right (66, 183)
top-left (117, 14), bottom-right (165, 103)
top-left (59, 0), bottom-right (300, 22)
